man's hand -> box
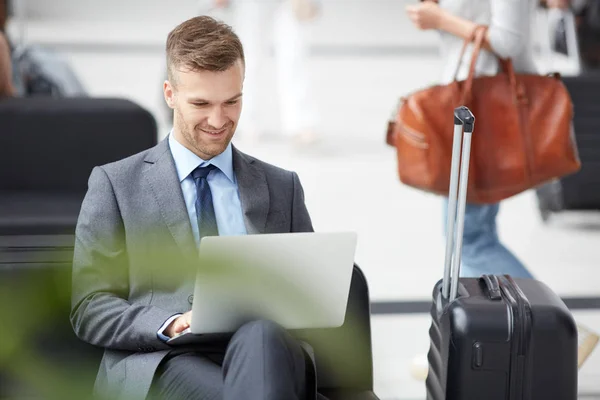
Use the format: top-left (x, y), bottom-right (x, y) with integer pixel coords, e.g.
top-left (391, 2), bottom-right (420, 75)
top-left (165, 311), bottom-right (192, 338)
top-left (406, 2), bottom-right (444, 31)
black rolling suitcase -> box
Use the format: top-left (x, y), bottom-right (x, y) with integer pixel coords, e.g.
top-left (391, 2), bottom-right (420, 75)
top-left (426, 107), bottom-right (579, 400)
top-left (536, 74), bottom-right (600, 221)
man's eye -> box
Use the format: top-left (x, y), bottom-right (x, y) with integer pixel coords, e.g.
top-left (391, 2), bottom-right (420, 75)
top-left (192, 103), bottom-right (208, 107)
top-left (226, 100), bottom-right (239, 106)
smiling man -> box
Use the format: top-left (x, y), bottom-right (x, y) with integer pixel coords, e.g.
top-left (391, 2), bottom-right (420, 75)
top-left (70, 16), bottom-right (314, 400)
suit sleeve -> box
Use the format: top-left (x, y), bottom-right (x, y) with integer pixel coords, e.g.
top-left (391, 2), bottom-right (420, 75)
top-left (70, 166), bottom-right (175, 352)
top-left (290, 171), bottom-right (314, 233)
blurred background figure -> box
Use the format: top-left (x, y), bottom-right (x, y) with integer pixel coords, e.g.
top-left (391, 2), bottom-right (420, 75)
top-left (208, 0), bottom-right (321, 146)
top-left (0, 31), bottom-right (14, 97)
top-left (541, 0), bottom-right (600, 72)
top-left (0, 0), bottom-right (85, 98)
top-left (0, 0), bottom-right (16, 96)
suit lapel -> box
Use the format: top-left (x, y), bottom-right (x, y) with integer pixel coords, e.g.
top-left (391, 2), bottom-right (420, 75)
top-left (143, 139), bottom-right (197, 258)
top-left (233, 146), bottom-right (269, 234)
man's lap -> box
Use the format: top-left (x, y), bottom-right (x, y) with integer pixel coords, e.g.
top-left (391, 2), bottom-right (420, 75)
top-left (150, 352), bottom-right (224, 400)
top-left (149, 320), bottom-right (311, 400)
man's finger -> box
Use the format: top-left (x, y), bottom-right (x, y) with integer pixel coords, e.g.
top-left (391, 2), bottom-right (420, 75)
top-left (175, 322), bottom-right (187, 334)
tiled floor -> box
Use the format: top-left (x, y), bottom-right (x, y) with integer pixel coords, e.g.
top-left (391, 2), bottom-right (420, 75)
top-left (8, 1), bottom-right (600, 398)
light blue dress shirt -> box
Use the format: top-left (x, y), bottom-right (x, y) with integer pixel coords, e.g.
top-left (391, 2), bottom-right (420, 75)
top-left (157, 133), bottom-right (247, 342)
top-left (168, 133), bottom-right (247, 246)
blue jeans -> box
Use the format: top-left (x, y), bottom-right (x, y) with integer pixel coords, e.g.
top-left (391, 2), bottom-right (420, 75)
top-left (442, 201), bottom-right (533, 279)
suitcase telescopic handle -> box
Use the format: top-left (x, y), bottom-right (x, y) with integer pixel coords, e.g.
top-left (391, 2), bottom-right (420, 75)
top-left (454, 107), bottom-right (475, 132)
top-left (442, 106), bottom-right (475, 301)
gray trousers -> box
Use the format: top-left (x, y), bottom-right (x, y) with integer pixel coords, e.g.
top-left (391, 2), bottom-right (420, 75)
top-left (150, 320), bottom-right (308, 400)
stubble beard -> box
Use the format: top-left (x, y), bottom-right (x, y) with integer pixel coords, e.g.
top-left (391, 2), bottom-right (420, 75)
top-left (174, 107), bottom-right (234, 160)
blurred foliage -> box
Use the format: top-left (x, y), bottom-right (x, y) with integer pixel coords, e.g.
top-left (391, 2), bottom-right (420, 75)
top-left (0, 261), bottom-right (99, 399)
top-left (0, 239), bottom-right (372, 399)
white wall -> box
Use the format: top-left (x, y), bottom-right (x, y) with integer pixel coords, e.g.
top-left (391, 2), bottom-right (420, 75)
top-left (7, 0), bottom-right (443, 138)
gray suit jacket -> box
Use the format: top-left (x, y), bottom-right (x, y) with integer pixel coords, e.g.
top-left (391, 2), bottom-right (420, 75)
top-left (70, 138), bottom-right (314, 399)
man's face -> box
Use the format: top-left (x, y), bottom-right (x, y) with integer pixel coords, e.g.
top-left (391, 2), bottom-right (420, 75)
top-left (164, 60), bottom-right (243, 160)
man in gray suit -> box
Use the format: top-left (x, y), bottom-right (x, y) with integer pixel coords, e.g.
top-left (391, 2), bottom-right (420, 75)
top-left (71, 15), bottom-right (314, 400)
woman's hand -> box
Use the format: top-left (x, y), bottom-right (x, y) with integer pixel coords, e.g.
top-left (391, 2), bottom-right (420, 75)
top-left (406, 2), bottom-right (443, 30)
top-left (213, 0), bottom-right (229, 8)
top-left (545, 0), bottom-right (570, 9)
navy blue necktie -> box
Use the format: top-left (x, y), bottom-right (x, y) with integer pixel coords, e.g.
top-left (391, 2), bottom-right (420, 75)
top-left (192, 164), bottom-right (218, 240)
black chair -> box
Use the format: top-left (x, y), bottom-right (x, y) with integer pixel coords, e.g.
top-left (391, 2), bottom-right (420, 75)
top-left (0, 96), bottom-right (157, 398)
top-left (299, 264), bottom-right (380, 400)
top-left (0, 96), bottom-right (157, 235)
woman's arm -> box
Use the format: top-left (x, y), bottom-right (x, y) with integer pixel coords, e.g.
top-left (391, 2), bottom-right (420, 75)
top-left (406, 0), bottom-right (533, 58)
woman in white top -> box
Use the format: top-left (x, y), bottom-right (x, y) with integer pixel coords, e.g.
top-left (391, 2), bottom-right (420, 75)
top-left (405, 0), bottom-right (599, 380)
top-left (406, 0), bottom-right (537, 279)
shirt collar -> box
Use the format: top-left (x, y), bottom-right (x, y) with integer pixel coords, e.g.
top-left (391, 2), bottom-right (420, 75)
top-left (168, 131), bottom-right (235, 183)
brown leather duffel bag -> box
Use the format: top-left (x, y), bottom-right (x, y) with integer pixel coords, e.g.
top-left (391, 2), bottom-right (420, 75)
top-left (387, 26), bottom-right (581, 204)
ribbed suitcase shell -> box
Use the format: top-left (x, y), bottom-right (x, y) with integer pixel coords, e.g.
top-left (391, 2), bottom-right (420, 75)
top-left (426, 276), bottom-right (578, 400)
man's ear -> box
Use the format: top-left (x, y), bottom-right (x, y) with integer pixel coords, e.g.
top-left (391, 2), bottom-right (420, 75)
top-left (163, 80), bottom-right (176, 109)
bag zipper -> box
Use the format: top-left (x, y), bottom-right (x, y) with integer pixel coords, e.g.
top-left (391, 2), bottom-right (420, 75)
top-left (398, 125), bottom-right (428, 148)
top-left (499, 276), bottom-right (532, 400)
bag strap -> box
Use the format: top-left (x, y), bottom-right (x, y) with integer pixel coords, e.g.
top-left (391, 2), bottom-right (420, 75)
top-left (459, 26), bottom-right (523, 105)
top-left (451, 26), bottom-right (482, 82)
top-left (460, 26), bottom-right (488, 104)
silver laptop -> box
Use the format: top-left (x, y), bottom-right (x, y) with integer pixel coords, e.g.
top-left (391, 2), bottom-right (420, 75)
top-left (168, 232), bottom-right (357, 345)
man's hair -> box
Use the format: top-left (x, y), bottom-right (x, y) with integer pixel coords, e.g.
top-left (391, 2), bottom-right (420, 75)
top-left (166, 16), bottom-right (245, 85)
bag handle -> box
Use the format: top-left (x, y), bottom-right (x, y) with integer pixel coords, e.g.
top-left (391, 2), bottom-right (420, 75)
top-left (460, 26), bottom-right (488, 104)
top-left (451, 26), bottom-right (482, 83)
top-left (458, 26), bottom-right (525, 105)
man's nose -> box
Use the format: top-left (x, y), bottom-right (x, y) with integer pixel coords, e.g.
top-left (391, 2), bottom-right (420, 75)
top-left (207, 106), bottom-right (228, 129)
